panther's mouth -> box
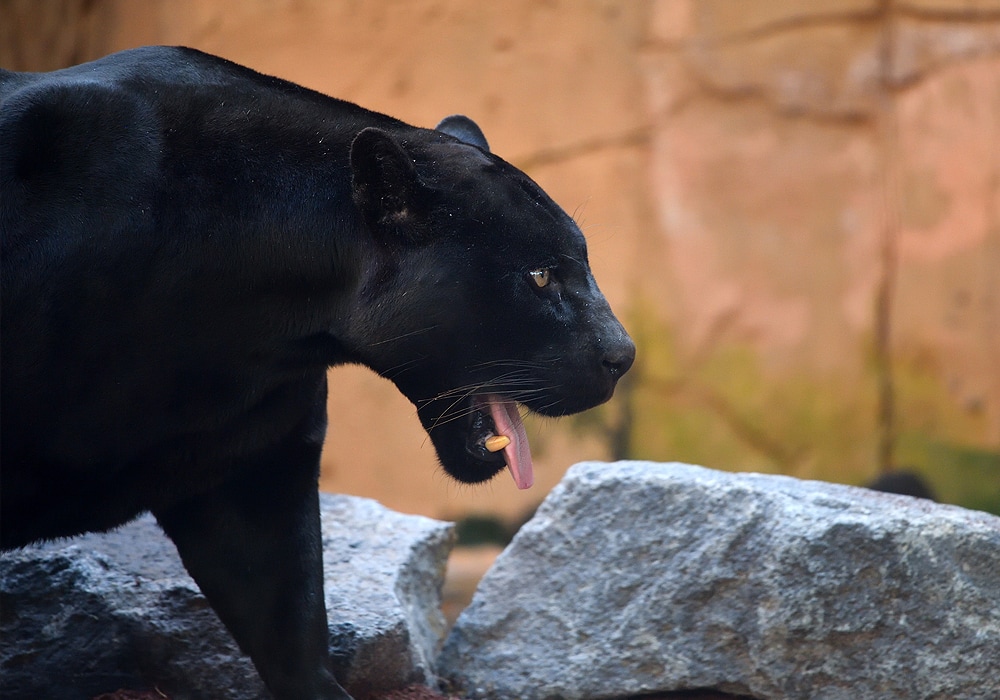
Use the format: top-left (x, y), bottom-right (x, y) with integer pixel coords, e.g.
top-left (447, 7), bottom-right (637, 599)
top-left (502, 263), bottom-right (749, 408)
top-left (466, 395), bottom-right (534, 490)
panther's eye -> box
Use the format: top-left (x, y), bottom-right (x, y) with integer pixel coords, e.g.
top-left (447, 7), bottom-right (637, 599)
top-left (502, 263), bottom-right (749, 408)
top-left (528, 269), bottom-right (551, 289)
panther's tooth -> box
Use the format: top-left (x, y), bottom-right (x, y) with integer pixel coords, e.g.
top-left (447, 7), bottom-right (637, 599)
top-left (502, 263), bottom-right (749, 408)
top-left (484, 435), bottom-right (511, 452)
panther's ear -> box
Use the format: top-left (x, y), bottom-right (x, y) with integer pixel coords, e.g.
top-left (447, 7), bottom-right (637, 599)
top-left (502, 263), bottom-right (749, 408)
top-left (350, 127), bottom-right (429, 242)
top-left (435, 115), bottom-right (490, 152)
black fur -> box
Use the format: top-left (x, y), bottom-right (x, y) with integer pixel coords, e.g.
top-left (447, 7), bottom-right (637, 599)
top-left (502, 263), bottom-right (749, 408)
top-left (0, 46), bottom-right (634, 699)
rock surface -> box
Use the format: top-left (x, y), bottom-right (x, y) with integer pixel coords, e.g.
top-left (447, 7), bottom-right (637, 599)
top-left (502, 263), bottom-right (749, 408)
top-left (0, 494), bottom-right (454, 700)
top-left (439, 461), bottom-right (1000, 700)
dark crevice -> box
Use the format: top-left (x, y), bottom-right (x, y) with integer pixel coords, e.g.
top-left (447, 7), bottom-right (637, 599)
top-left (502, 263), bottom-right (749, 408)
top-left (874, 0), bottom-right (900, 473)
top-left (512, 126), bottom-right (652, 172)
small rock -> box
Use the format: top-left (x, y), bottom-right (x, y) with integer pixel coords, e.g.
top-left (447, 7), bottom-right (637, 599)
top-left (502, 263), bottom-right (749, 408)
top-left (321, 496), bottom-right (454, 697)
top-left (0, 494), bottom-right (454, 700)
top-left (439, 461), bottom-right (1000, 700)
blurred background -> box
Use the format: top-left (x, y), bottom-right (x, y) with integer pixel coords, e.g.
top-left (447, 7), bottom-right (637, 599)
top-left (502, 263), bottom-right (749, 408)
top-left (3, 1), bottom-right (998, 533)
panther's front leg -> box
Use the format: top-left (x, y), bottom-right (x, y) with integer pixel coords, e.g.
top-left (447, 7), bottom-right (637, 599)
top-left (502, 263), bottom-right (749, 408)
top-left (155, 406), bottom-right (350, 700)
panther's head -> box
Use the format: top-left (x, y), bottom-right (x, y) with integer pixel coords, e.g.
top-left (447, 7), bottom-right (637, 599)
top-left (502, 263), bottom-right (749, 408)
top-left (346, 115), bottom-right (635, 490)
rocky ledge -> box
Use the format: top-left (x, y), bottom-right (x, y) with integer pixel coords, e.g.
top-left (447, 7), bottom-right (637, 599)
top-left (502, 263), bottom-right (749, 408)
top-left (3, 462), bottom-right (998, 700)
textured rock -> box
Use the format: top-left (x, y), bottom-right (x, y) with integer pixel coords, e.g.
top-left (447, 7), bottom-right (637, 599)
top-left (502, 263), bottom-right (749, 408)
top-left (320, 497), bottom-right (454, 698)
top-left (439, 461), bottom-right (1000, 700)
top-left (0, 494), bottom-right (454, 700)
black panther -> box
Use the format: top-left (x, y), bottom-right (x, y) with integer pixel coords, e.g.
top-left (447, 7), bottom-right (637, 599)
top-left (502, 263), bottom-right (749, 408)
top-left (0, 46), bottom-right (634, 699)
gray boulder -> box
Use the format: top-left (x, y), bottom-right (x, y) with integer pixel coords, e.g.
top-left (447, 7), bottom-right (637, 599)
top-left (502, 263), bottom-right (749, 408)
top-left (439, 461), bottom-right (1000, 700)
top-left (0, 493), bottom-right (454, 700)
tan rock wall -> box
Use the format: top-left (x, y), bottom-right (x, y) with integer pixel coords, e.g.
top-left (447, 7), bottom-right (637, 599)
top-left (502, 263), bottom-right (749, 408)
top-left (634, 0), bottom-right (999, 513)
top-left (3, 0), bottom-right (998, 517)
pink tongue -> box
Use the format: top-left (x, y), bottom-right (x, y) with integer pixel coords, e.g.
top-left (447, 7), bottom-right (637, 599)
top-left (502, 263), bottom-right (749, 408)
top-left (484, 395), bottom-right (534, 490)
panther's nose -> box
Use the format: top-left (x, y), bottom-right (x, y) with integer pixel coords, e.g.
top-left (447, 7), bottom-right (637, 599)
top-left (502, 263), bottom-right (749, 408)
top-left (602, 336), bottom-right (636, 380)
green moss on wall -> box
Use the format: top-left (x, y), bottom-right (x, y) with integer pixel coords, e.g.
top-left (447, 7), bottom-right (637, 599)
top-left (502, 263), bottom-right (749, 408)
top-left (568, 300), bottom-right (998, 514)
top-left (624, 320), bottom-right (879, 485)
